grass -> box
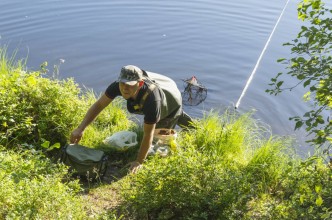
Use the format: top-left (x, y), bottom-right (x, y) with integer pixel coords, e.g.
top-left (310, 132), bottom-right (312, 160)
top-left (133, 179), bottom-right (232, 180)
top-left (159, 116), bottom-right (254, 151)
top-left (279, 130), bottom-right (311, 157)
top-left (0, 146), bottom-right (87, 219)
top-left (110, 112), bottom-right (297, 219)
top-left (1, 46), bottom-right (332, 219)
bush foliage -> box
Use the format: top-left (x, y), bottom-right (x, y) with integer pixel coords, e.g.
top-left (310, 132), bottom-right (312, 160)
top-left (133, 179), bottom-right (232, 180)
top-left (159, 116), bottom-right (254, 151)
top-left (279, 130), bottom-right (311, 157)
top-left (0, 147), bottom-right (87, 219)
top-left (1, 45), bottom-right (332, 219)
top-left (115, 112), bottom-right (332, 219)
top-left (0, 47), bottom-right (131, 219)
top-left (266, 0), bottom-right (332, 149)
top-left (0, 47), bottom-right (132, 150)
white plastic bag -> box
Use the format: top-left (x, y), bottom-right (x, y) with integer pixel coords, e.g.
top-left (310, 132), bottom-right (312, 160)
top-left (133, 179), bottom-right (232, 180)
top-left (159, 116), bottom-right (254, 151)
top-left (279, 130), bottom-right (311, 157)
top-left (103, 131), bottom-right (138, 149)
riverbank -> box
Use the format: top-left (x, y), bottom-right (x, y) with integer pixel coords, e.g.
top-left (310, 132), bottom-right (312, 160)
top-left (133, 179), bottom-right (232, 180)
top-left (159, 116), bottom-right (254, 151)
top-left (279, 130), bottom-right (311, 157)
top-left (1, 47), bottom-right (331, 219)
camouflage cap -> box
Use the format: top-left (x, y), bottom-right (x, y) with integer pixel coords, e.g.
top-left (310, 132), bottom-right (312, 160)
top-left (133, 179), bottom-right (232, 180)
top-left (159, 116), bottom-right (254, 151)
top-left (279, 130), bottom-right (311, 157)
top-left (118, 65), bottom-right (143, 85)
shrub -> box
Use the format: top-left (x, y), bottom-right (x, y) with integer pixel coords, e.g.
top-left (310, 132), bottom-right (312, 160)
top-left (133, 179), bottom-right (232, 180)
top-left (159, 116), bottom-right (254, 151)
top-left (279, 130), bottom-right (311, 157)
top-left (0, 47), bottom-right (85, 148)
top-left (115, 110), bottom-right (295, 219)
top-left (2, 45), bottom-right (332, 219)
top-left (0, 45), bottom-right (133, 219)
top-left (0, 147), bottom-right (87, 219)
top-left (266, 0), bottom-right (332, 148)
top-left (0, 47), bottom-right (133, 151)
top-left (118, 149), bottom-right (237, 219)
top-left (277, 157), bottom-right (332, 219)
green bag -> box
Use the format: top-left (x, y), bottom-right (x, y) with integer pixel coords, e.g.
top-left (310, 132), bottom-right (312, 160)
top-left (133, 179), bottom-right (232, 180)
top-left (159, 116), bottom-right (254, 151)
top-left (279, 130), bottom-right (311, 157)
top-left (61, 144), bottom-right (108, 179)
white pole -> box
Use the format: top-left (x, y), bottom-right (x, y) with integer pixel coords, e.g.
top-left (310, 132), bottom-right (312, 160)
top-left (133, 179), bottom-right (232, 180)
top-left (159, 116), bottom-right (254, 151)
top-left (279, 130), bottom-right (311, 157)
top-left (235, 0), bottom-right (291, 109)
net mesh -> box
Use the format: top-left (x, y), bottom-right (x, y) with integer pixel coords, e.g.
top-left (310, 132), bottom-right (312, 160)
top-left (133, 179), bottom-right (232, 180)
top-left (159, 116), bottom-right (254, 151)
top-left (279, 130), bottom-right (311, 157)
top-left (181, 76), bottom-right (207, 106)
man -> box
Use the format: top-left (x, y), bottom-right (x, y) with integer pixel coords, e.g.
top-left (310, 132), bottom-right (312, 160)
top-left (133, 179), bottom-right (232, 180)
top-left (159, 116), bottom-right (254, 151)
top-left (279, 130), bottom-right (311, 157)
top-left (70, 65), bottom-right (192, 173)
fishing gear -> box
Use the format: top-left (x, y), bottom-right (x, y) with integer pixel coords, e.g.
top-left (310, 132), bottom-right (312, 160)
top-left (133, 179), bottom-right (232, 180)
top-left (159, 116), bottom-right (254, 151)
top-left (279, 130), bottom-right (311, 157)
top-left (182, 76), bottom-right (207, 106)
top-left (235, 0), bottom-right (291, 109)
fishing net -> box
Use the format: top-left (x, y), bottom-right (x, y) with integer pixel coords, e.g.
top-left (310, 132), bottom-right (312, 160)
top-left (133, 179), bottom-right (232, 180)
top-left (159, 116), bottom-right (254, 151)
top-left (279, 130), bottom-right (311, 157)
top-left (181, 76), bottom-right (207, 106)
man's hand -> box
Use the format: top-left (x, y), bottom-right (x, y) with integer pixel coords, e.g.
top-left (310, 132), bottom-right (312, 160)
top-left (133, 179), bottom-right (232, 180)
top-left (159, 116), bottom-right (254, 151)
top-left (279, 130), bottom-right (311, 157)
top-left (70, 128), bottom-right (84, 144)
top-left (129, 161), bottom-right (143, 174)
top-left (69, 94), bottom-right (113, 144)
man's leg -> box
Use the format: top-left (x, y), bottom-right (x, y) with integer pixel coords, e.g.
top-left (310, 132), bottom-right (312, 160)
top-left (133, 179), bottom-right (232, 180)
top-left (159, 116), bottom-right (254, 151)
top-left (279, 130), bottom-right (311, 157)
top-left (156, 107), bottom-right (194, 129)
top-left (156, 107), bottom-right (181, 129)
top-left (177, 110), bottom-right (194, 129)
top-left (155, 117), bottom-right (178, 129)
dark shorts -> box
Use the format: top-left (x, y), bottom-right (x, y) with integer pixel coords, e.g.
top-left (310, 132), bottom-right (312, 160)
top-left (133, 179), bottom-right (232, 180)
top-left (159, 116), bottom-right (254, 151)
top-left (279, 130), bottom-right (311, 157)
top-left (156, 107), bottom-right (193, 129)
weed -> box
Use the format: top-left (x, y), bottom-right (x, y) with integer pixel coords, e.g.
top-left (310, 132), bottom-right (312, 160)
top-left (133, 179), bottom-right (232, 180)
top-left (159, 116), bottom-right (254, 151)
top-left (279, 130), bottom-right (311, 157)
top-left (1, 45), bottom-right (332, 219)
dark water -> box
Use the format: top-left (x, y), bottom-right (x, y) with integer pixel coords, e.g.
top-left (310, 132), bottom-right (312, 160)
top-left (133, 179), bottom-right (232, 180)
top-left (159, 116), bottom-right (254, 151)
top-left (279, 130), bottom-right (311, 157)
top-left (1, 0), bottom-right (329, 154)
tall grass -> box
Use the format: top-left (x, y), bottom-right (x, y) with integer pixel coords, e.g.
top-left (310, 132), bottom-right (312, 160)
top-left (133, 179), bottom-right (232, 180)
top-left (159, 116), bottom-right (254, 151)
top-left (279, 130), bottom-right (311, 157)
top-left (0, 46), bottom-right (133, 150)
top-left (180, 110), bottom-right (272, 166)
top-left (1, 46), bottom-right (332, 219)
top-left (0, 46), bottom-right (25, 75)
top-left (114, 110), bottom-right (299, 219)
top-left (0, 46), bottom-right (130, 219)
top-left (110, 110), bottom-right (332, 219)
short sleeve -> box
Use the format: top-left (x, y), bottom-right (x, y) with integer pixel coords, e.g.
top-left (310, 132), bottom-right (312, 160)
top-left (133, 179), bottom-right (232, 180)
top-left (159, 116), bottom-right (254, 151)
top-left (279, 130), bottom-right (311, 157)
top-left (105, 81), bottom-right (121, 99)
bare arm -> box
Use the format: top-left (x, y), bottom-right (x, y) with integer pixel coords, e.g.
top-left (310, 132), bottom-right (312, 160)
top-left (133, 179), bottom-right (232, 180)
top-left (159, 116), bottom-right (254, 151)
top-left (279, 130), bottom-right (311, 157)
top-left (130, 122), bottom-right (155, 173)
top-left (70, 94), bottom-right (113, 143)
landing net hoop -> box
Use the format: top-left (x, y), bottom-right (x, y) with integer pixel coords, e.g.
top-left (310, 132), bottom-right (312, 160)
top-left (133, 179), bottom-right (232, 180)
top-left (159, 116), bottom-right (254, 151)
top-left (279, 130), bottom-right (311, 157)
top-left (182, 76), bottom-right (207, 106)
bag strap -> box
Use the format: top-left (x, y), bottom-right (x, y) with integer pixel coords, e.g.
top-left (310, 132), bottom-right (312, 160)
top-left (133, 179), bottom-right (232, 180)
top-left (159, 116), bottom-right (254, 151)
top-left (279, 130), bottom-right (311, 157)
top-left (138, 83), bottom-right (157, 110)
top-left (131, 69), bottom-right (158, 110)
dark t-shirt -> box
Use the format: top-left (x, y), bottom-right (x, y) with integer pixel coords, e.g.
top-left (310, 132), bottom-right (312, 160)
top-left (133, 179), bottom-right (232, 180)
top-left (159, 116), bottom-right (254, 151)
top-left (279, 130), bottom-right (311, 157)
top-left (105, 81), bottom-right (163, 124)
top-left (105, 71), bottom-right (182, 125)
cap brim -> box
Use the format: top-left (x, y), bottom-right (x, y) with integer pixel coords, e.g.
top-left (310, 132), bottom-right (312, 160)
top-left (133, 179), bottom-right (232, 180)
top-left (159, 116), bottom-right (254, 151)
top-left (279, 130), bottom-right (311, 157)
top-left (119, 79), bottom-right (138, 86)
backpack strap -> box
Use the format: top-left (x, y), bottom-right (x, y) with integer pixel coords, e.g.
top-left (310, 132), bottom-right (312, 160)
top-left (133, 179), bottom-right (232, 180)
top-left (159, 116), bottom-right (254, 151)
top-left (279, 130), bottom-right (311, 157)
top-left (138, 83), bottom-right (157, 110)
top-left (132, 68), bottom-right (158, 110)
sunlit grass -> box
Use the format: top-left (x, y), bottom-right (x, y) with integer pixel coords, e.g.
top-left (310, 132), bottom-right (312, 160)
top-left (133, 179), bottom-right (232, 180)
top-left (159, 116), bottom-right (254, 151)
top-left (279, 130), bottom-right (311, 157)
top-left (112, 110), bottom-right (300, 219)
top-left (0, 46), bottom-right (25, 76)
top-left (1, 45), bottom-right (332, 219)
top-left (78, 92), bottom-right (135, 148)
top-left (0, 147), bottom-right (87, 219)
top-left (179, 109), bottom-right (272, 166)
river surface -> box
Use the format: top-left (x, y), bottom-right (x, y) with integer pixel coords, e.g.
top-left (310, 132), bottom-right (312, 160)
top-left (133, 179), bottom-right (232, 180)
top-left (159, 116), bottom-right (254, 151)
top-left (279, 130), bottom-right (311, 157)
top-left (1, 0), bottom-right (330, 154)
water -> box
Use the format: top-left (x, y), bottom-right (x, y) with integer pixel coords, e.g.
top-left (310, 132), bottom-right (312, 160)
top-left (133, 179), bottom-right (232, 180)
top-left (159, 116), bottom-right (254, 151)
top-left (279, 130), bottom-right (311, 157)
top-left (1, 0), bottom-right (328, 154)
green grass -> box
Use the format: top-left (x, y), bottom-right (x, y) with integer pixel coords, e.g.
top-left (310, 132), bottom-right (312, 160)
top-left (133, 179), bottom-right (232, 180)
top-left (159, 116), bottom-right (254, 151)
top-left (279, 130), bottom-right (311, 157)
top-left (111, 111), bottom-right (296, 219)
top-left (1, 46), bottom-right (332, 219)
top-left (0, 146), bottom-right (87, 219)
